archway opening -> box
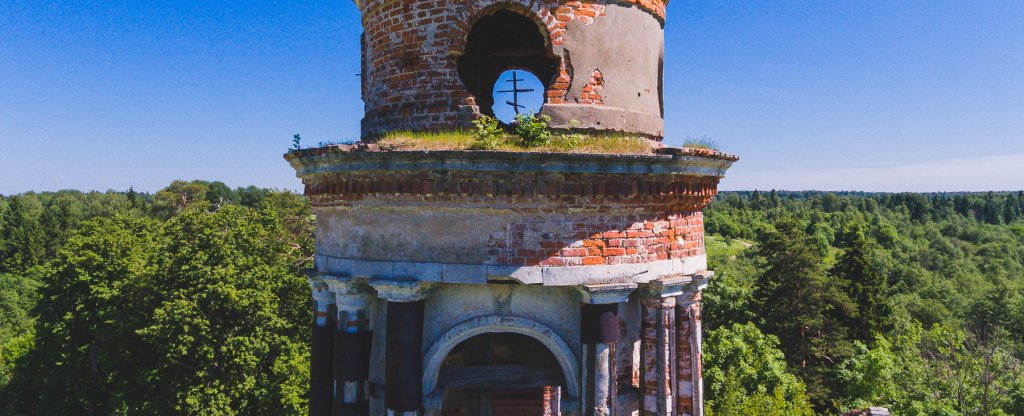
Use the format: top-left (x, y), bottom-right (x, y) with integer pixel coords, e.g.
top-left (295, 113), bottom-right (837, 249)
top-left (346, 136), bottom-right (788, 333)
top-left (437, 333), bottom-right (565, 416)
top-left (458, 10), bottom-right (559, 121)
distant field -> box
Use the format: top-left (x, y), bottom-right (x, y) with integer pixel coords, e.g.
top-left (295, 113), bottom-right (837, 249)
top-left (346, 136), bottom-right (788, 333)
top-left (705, 233), bottom-right (751, 261)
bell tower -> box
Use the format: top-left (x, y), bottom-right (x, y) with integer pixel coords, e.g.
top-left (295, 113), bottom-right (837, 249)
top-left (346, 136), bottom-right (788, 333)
top-left (287, 1), bottom-right (737, 415)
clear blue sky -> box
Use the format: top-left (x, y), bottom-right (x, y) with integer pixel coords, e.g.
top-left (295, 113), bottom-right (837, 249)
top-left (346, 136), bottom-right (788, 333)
top-left (2, 1), bottom-right (1022, 194)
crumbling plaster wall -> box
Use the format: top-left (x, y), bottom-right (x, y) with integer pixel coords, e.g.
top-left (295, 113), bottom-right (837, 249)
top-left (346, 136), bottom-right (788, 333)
top-left (542, 3), bottom-right (665, 137)
top-left (314, 204), bottom-right (707, 268)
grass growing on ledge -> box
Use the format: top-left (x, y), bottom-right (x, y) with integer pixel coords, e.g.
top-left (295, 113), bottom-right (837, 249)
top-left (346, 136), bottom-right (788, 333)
top-left (682, 135), bottom-right (721, 151)
top-left (376, 130), bottom-right (477, 151)
top-left (376, 130), bottom-right (654, 155)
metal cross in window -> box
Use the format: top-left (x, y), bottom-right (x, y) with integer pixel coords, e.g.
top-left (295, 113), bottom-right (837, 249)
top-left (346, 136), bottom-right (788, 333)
top-left (496, 71), bottom-right (536, 115)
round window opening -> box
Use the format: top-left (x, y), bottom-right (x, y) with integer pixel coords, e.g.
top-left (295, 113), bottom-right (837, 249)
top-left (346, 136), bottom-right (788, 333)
top-left (492, 69), bottom-right (544, 124)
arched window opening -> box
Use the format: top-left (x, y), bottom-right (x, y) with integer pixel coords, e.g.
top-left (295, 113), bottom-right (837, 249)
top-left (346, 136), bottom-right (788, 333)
top-left (492, 69), bottom-right (544, 123)
top-left (458, 10), bottom-right (558, 122)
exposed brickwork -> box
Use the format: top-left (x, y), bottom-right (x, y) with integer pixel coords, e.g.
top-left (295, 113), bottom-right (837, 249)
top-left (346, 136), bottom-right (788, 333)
top-left (483, 211), bottom-right (704, 267)
top-left (615, 319), bottom-right (639, 392)
top-left (578, 69), bottom-right (605, 105)
top-left (355, 0), bottom-right (667, 137)
top-left (304, 171), bottom-right (720, 210)
top-left (676, 305), bottom-right (694, 415)
top-left (641, 295), bottom-right (675, 414)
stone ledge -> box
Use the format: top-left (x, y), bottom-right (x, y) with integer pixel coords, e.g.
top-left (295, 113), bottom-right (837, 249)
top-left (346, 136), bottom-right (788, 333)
top-left (314, 254), bottom-right (707, 286)
top-left (285, 149), bottom-right (737, 178)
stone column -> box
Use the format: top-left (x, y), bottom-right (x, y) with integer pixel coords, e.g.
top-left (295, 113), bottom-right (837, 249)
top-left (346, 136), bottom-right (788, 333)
top-left (326, 280), bottom-right (375, 416)
top-left (578, 283), bottom-right (636, 416)
top-left (544, 386), bottom-right (562, 416)
top-left (641, 276), bottom-right (694, 416)
top-left (690, 298), bottom-right (704, 416)
top-left (673, 300), bottom-right (694, 416)
top-left (310, 278), bottom-right (336, 416)
top-left (370, 281), bottom-right (435, 416)
top-left (674, 272), bottom-right (710, 416)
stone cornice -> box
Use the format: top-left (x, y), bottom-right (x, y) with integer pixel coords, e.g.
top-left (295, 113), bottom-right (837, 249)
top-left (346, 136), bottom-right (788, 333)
top-left (286, 149), bottom-right (736, 179)
top-left (316, 254), bottom-right (707, 286)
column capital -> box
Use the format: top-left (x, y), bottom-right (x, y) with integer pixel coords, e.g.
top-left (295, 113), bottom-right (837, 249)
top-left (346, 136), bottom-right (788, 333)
top-left (308, 277), bottom-right (335, 305)
top-left (643, 271), bottom-right (714, 299)
top-left (322, 276), bottom-right (374, 296)
top-left (369, 279), bottom-right (435, 302)
top-left (642, 275), bottom-right (692, 299)
top-left (576, 282), bottom-right (637, 304)
top-left (691, 271), bottom-right (714, 291)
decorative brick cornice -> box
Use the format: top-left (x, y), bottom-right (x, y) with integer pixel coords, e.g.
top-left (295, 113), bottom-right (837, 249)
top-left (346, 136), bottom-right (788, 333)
top-left (286, 150), bottom-right (735, 209)
top-left (304, 170), bottom-right (719, 208)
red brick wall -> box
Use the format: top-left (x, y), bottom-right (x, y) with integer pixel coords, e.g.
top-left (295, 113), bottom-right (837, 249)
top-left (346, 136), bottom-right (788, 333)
top-left (486, 212), bottom-right (705, 267)
top-left (303, 169), bottom-right (717, 267)
top-left (356, 0), bottom-right (668, 137)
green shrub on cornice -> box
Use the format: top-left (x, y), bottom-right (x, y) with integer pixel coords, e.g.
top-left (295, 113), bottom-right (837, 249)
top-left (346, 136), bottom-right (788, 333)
top-left (470, 115), bottom-right (505, 150)
top-left (513, 113), bottom-right (551, 147)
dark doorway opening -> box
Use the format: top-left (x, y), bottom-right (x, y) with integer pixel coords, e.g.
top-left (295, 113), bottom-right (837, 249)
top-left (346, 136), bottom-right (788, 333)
top-left (458, 10), bottom-right (559, 120)
top-left (438, 333), bottom-right (565, 416)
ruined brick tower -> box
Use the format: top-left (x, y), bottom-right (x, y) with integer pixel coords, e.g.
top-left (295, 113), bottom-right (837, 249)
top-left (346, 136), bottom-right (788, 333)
top-left (286, 1), bottom-right (736, 416)
top-left (358, 0), bottom-right (667, 139)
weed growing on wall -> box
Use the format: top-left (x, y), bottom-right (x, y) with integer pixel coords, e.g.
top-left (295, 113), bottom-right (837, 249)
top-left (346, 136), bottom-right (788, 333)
top-left (512, 114), bottom-right (552, 147)
top-left (470, 115), bottom-right (506, 150)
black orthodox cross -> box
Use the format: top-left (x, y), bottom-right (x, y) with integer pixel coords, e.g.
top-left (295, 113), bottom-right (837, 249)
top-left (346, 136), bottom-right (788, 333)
top-left (496, 71), bottom-right (535, 115)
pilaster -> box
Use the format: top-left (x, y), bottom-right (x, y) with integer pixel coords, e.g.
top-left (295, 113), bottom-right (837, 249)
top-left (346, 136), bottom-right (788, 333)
top-left (640, 277), bottom-right (692, 416)
top-left (310, 278), bottom-right (337, 416)
top-left (578, 283), bottom-right (636, 416)
top-left (369, 280), bottom-right (435, 416)
top-left (325, 279), bottom-right (375, 416)
top-left (673, 272), bottom-right (711, 416)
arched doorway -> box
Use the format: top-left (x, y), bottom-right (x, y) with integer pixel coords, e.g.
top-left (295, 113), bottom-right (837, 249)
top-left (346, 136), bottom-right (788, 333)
top-left (457, 9), bottom-right (559, 120)
top-left (423, 316), bottom-right (580, 416)
top-left (439, 333), bottom-right (564, 416)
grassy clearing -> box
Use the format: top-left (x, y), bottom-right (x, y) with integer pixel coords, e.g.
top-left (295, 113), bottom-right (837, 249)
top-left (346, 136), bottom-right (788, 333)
top-left (376, 130), bottom-right (654, 155)
top-left (706, 234), bottom-right (752, 261)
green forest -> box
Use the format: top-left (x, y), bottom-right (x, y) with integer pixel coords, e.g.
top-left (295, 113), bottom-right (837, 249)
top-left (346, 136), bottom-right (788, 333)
top-left (1, 183), bottom-right (1023, 415)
